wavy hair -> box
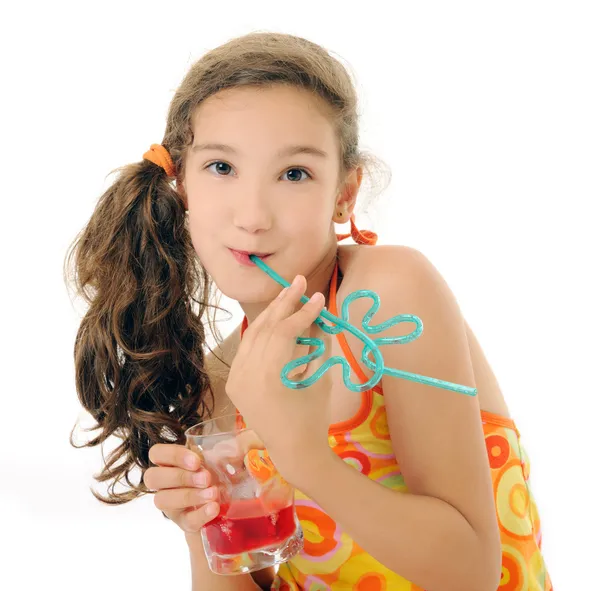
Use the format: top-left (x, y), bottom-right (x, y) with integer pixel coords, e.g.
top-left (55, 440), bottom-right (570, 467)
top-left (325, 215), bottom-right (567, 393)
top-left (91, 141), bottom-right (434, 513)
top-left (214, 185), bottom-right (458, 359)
top-left (64, 31), bottom-right (389, 505)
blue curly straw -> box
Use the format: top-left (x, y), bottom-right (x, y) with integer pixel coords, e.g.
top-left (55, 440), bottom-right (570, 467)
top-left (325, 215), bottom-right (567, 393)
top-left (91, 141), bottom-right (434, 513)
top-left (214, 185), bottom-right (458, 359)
top-left (249, 255), bottom-right (476, 397)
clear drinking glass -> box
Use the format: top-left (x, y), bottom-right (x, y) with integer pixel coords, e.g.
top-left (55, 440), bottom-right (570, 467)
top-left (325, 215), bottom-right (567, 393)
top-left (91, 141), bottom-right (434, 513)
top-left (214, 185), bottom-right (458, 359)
top-left (185, 413), bottom-right (303, 575)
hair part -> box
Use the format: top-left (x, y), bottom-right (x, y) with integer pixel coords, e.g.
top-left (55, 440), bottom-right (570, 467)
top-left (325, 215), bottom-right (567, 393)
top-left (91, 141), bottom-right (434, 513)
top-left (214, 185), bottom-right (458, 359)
top-left (65, 31), bottom-right (389, 505)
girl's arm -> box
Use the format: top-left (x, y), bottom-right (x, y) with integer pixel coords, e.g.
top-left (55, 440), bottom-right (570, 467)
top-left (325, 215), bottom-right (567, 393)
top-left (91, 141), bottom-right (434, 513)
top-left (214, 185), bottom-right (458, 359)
top-left (297, 246), bottom-right (502, 591)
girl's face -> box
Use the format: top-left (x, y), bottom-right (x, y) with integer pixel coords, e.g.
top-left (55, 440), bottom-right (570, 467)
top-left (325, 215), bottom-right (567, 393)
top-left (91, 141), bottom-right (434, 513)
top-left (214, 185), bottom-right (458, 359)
top-left (182, 84), bottom-right (347, 304)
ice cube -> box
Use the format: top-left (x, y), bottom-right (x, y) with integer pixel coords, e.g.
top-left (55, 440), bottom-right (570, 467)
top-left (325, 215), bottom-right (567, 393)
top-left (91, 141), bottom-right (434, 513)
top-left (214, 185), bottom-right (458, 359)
top-left (233, 478), bottom-right (258, 500)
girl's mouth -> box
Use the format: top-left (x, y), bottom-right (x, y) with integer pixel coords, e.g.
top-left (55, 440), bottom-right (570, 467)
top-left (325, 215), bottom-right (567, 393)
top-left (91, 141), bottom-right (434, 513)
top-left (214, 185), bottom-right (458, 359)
top-left (229, 249), bottom-right (273, 267)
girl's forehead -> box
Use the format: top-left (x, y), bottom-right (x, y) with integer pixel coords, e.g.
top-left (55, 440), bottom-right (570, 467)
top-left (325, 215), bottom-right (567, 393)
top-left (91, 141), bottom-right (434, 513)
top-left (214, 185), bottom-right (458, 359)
top-left (187, 86), bottom-right (341, 171)
top-left (191, 85), bottom-right (336, 137)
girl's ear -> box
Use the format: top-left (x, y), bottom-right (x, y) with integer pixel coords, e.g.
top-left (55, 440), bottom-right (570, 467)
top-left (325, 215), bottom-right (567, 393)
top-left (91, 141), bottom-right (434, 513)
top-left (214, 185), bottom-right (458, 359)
top-left (176, 178), bottom-right (189, 210)
top-left (334, 166), bottom-right (363, 223)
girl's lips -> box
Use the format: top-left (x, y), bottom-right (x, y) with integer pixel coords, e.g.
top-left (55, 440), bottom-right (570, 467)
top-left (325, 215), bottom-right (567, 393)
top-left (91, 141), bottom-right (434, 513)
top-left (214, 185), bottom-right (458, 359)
top-left (229, 249), bottom-right (273, 267)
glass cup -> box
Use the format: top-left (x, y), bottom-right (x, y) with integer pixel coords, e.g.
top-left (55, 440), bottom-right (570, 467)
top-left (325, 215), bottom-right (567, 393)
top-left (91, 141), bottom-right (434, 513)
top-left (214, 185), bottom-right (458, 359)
top-left (185, 413), bottom-right (303, 575)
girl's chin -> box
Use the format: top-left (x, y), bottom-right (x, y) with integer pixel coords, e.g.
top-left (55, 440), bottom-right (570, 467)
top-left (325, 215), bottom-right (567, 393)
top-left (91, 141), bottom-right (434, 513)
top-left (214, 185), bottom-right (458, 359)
top-left (216, 276), bottom-right (280, 305)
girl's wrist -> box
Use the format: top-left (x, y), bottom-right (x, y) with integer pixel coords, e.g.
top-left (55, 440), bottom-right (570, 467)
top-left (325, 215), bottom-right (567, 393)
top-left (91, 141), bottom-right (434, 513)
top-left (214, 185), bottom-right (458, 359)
top-left (185, 531), bottom-right (205, 553)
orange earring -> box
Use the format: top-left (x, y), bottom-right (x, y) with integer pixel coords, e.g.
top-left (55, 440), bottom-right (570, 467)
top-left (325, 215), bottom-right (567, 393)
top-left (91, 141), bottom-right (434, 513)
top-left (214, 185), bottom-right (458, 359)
top-left (335, 213), bottom-right (378, 246)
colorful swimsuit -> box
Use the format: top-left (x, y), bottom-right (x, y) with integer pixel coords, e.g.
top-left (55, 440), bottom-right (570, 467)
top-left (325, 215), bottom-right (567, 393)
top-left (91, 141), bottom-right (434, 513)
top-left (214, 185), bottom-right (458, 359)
top-left (239, 262), bottom-right (552, 591)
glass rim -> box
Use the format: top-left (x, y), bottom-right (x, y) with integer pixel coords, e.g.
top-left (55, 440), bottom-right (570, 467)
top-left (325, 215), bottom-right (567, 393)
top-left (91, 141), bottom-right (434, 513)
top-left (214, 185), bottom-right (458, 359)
top-left (184, 411), bottom-right (244, 438)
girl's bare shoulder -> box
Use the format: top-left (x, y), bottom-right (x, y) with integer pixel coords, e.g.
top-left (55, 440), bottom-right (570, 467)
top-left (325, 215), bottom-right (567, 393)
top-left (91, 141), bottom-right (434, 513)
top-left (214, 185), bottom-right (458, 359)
top-left (337, 244), bottom-right (511, 417)
top-left (337, 243), bottom-right (423, 280)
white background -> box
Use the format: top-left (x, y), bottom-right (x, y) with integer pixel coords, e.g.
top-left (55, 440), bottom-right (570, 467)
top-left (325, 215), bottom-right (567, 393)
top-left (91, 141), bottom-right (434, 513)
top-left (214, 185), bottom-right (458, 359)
top-left (2, 1), bottom-right (598, 589)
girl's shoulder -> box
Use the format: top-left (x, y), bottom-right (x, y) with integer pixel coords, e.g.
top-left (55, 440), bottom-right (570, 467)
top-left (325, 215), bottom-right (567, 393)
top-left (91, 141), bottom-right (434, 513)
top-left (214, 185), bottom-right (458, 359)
top-left (337, 243), bottom-right (512, 418)
top-left (337, 243), bottom-right (430, 288)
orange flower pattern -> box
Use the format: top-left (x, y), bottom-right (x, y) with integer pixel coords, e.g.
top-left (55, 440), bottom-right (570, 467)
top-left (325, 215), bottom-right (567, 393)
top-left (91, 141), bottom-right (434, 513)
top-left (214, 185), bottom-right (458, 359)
top-left (269, 392), bottom-right (552, 590)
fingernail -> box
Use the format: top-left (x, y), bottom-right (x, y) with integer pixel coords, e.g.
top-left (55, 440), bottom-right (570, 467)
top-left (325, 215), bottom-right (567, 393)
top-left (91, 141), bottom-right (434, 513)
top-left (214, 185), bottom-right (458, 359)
top-left (185, 454), bottom-right (199, 469)
top-left (205, 502), bottom-right (218, 518)
top-left (193, 472), bottom-right (207, 487)
top-left (309, 292), bottom-right (324, 304)
top-left (200, 487), bottom-right (216, 500)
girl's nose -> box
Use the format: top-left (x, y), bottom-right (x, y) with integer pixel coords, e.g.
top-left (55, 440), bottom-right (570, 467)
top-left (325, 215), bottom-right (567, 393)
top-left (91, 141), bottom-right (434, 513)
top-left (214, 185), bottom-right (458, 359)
top-left (232, 187), bottom-right (273, 234)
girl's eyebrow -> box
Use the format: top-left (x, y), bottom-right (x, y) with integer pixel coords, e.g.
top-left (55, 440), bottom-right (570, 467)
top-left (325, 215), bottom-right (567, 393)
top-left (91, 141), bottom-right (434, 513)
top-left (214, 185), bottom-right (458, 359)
top-left (191, 142), bottom-right (328, 159)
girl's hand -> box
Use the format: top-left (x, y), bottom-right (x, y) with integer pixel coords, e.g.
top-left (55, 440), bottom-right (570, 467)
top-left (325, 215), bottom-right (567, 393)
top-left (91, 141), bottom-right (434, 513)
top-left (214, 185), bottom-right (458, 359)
top-left (225, 274), bottom-right (333, 488)
top-left (144, 443), bottom-right (220, 534)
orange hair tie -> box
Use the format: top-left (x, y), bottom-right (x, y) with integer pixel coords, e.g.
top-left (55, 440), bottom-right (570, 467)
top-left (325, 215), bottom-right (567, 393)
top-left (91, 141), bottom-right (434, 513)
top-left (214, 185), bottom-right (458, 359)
top-left (336, 213), bottom-right (378, 245)
top-left (143, 143), bottom-right (176, 178)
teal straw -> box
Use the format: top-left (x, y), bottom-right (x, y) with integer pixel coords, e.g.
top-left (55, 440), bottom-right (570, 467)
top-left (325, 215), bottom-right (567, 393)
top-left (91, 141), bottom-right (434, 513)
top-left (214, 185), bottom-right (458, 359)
top-left (249, 255), bottom-right (476, 396)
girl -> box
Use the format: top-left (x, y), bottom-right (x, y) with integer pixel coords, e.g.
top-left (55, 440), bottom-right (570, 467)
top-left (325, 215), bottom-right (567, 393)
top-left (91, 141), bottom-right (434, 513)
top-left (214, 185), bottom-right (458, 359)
top-left (67, 32), bottom-right (551, 590)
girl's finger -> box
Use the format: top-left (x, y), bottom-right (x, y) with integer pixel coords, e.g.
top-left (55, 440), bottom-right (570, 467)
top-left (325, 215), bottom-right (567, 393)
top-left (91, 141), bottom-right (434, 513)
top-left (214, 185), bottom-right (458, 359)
top-left (239, 275), bottom-right (305, 351)
top-left (277, 290), bottom-right (326, 341)
top-left (148, 443), bottom-right (202, 471)
top-left (144, 466), bottom-right (211, 491)
top-left (265, 274), bottom-right (308, 329)
top-left (304, 320), bottom-right (333, 381)
top-left (153, 485), bottom-right (220, 512)
top-left (180, 502), bottom-right (221, 532)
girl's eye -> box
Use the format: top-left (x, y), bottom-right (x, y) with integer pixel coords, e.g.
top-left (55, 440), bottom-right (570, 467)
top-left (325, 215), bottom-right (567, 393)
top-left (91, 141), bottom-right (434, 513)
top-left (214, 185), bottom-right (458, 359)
top-left (283, 168), bottom-right (311, 182)
top-left (206, 161), bottom-right (233, 176)
top-left (205, 162), bottom-right (311, 182)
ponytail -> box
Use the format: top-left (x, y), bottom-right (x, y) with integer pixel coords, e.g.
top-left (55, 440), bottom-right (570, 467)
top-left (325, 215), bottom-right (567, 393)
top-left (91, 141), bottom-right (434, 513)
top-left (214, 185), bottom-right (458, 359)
top-left (65, 155), bottom-right (214, 504)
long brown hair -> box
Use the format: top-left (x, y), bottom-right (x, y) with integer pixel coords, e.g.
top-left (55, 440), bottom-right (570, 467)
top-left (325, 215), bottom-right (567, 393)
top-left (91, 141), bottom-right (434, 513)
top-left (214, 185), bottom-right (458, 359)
top-left (64, 31), bottom-right (389, 505)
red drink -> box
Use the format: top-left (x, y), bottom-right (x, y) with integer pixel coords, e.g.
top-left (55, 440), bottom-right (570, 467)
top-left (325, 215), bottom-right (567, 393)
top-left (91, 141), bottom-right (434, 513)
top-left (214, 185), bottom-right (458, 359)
top-left (204, 499), bottom-right (296, 555)
top-left (186, 418), bottom-right (303, 573)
